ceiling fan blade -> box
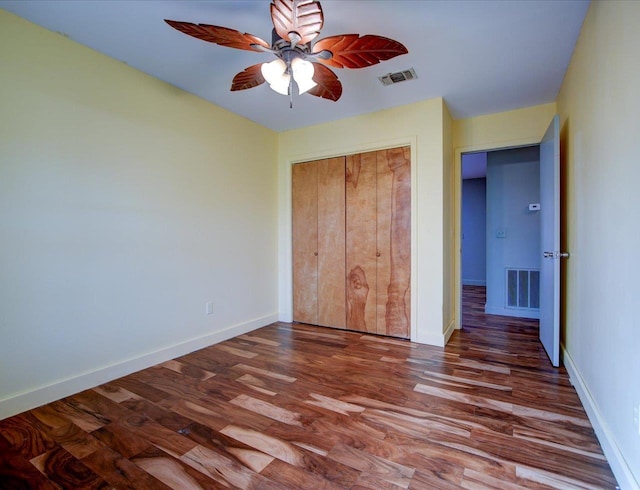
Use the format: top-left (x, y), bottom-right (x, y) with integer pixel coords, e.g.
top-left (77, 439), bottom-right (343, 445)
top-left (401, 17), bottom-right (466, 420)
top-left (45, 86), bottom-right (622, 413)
top-left (231, 64), bottom-right (266, 91)
top-left (165, 20), bottom-right (270, 51)
top-left (307, 63), bottom-right (342, 101)
top-left (270, 0), bottom-right (324, 45)
top-left (312, 34), bottom-right (408, 69)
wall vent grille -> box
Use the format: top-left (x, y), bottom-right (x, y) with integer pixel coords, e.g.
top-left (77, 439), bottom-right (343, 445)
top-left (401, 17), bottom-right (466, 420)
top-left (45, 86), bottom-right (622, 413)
top-left (506, 268), bottom-right (540, 310)
top-left (378, 68), bottom-right (418, 86)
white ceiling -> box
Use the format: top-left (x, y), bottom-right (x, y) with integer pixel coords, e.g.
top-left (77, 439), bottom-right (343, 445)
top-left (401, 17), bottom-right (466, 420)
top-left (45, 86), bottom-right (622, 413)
top-left (1, 0), bottom-right (589, 132)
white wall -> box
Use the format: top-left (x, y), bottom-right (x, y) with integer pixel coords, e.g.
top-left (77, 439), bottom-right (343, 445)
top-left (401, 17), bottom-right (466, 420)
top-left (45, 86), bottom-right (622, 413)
top-left (462, 178), bottom-right (486, 286)
top-left (557, 2), bottom-right (640, 488)
top-left (0, 10), bottom-right (279, 418)
top-left (485, 146), bottom-right (540, 318)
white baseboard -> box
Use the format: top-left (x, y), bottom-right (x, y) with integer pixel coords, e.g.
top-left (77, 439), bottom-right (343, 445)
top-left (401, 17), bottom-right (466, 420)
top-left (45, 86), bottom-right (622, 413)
top-left (0, 313), bottom-right (278, 420)
top-left (413, 334), bottom-right (445, 347)
top-left (484, 305), bottom-right (540, 320)
top-left (562, 346), bottom-right (639, 490)
top-left (443, 318), bottom-right (456, 345)
top-left (413, 324), bottom-right (451, 348)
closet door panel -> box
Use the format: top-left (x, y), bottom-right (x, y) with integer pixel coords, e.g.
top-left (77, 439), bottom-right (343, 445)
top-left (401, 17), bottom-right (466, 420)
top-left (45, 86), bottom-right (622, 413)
top-left (376, 149), bottom-right (393, 335)
top-left (317, 157), bottom-right (346, 328)
top-left (346, 152), bottom-right (378, 333)
top-left (378, 146), bottom-right (411, 338)
top-left (292, 161), bottom-right (318, 324)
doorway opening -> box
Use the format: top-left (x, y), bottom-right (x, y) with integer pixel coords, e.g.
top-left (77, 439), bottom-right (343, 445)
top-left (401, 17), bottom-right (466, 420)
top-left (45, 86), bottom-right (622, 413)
top-left (461, 145), bottom-right (541, 327)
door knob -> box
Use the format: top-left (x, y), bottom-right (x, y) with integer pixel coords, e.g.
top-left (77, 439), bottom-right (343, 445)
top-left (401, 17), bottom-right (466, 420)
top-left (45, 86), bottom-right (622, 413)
top-left (376, 252), bottom-right (381, 257)
top-left (543, 251), bottom-right (570, 259)
top-left (314, 252), bottom-right (318, 256)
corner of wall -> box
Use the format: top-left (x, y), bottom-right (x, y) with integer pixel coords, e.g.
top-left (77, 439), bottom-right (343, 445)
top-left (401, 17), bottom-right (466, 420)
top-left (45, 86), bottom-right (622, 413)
top-left (1, 9), bottom-right (280, 416)
top-left (442, 100), bottom-right (456, 339)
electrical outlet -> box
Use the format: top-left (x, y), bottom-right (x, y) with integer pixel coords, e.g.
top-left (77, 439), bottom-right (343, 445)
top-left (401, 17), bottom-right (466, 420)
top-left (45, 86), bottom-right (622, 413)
top-left (206, 301), bottom-right (213, 315)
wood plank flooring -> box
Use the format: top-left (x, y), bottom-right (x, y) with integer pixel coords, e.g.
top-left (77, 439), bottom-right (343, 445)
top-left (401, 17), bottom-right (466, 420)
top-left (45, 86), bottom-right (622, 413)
top-left (0, 286), bottom-right (617, 488)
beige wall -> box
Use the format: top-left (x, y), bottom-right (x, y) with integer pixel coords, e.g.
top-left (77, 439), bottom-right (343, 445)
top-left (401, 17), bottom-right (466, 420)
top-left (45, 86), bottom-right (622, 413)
top-left (278, 98), bottom-right (452, 345)
top-left (453, 103), bottom-right (557, 152)
top-left (557, 1), bottom-right (640, 486)
top-left (0, 10), bottom-right (279, 418)
top-left (442, 104), bottom-right (455, 340)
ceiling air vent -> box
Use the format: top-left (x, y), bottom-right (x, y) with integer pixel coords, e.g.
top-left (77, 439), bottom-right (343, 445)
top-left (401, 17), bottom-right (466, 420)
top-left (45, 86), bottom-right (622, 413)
top-left (378, 68), bottom-right (418, 86)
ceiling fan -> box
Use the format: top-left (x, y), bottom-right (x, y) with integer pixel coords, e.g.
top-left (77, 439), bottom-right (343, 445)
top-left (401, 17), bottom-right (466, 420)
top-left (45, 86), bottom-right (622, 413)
top-left (165, 0), bottom-right (408, 105)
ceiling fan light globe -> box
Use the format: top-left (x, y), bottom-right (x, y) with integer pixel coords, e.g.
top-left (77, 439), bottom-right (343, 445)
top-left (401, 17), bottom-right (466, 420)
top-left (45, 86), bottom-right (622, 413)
top-left (296, 78), bottom-right (317, 95)
top-left (261, 58), bottom-right (287, 85)
top-left (291, 58), bottom-right (316, 94)
top-left (269, 74), bottom-right (291, 96)
top-left (291, 57), bottom-right (314, 80)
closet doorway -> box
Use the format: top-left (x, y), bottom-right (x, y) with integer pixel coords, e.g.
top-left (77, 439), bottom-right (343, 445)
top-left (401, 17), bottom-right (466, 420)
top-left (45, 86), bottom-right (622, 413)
top-left (292, 146), bottom-right (411, 339)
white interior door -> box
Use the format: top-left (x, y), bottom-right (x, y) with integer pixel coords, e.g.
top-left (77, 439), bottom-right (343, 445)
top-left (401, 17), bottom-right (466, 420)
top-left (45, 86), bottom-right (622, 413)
top-left (539, 115), bottom-right (561, 367)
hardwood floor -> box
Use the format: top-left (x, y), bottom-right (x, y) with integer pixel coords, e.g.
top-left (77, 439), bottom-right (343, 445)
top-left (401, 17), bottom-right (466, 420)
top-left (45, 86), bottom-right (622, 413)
top-left (0, 286), bottom-right (617, 489)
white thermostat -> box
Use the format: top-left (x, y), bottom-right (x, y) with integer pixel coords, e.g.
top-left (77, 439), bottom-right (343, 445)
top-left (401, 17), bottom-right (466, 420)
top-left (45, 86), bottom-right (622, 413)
top-left (529, 203), bottom-right (541, 211)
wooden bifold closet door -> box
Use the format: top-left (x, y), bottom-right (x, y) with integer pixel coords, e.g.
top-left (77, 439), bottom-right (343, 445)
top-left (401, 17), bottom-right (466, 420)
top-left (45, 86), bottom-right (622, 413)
top-left (292, 157), bottom-right (346, 328)
top-left (346, 147), bottom-right (411, 337)
top-left (292, 147), bottom-right (410, 338)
